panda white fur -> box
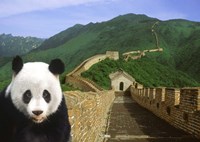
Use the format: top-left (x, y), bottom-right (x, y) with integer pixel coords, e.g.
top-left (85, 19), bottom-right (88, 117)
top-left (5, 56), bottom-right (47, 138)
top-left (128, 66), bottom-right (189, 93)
top-left (0, 56), bottom-right (71, 142)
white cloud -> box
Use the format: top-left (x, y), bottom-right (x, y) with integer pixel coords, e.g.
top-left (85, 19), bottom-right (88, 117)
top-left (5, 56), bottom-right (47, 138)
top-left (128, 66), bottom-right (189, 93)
top-left (0, 0), bottom-right (103, 18)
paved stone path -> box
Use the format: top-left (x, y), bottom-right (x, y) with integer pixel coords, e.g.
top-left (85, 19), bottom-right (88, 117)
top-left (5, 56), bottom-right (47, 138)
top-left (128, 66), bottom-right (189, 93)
top-left (104, 95), bottom-right (199, 142)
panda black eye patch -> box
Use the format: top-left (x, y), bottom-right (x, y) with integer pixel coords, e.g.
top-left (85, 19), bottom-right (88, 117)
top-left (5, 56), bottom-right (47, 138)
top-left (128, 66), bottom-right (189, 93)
top-left (23, 90), bottom-right (32, 104)
top-left (43, 90), bottom-right (51, 103)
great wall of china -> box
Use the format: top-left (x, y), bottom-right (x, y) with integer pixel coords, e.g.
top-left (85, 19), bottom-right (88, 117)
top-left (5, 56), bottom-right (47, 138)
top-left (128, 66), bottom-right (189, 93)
top-left (64, 50), bottom-right (200, 141)
top-left (66, 21), bottom-right (162, 92)
top-left (65, 51), bottom-right (119, 92)
top-left (64, 22), bottom-right (200, 141)
top-left (123, 21), bottom-right (163, 61)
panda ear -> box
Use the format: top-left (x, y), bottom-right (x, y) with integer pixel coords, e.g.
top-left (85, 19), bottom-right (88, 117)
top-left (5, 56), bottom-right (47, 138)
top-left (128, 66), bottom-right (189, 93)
top-left (49, 59), bottom-right (65, 75)
top-left (12, 56), bottom-right (23, 74)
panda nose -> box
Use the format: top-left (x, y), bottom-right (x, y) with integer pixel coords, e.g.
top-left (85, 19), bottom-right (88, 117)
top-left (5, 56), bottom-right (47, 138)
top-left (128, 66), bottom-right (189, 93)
top-left (32, 110), bottom-right (43, 116)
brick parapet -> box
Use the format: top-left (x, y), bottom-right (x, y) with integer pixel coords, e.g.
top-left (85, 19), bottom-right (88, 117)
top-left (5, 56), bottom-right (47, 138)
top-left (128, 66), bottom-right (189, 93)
top-left (65, 75), bottom-right (97, 92)
top-left (64, 90), bottom-right (115, 142)
top-left (130, 86), bottom-right (200, 139)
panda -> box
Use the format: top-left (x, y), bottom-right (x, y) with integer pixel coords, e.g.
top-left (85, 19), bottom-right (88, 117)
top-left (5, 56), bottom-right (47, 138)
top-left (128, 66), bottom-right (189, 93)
top-left (0, 56), bottom-right (71, 142)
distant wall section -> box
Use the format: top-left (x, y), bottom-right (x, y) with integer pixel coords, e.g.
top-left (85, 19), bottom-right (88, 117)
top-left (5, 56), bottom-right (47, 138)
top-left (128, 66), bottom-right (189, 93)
top-left (66, 51), bottom-right (119, 91)
top-left (83, 51), bottom-right (119, 71)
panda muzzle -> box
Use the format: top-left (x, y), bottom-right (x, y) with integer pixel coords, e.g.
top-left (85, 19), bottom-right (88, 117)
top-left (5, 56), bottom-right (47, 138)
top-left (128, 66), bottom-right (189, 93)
top-left (32, 110), bottom-right (43, 116)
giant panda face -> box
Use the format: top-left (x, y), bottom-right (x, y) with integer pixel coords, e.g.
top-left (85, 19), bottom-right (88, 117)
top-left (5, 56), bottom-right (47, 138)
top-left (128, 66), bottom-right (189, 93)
top-left (6, 56), bottom-right (65, 123)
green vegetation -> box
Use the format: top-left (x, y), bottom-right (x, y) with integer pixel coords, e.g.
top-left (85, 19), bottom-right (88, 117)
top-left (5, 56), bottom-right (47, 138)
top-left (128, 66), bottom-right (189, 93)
top-left (0, 57), bottom-right (11, 67)
top-left (0, 13), bottom-right (200, 90)
top-left (0, 33), bottom-right (44, 57)
top-left (82, 58), bottom-right (200, 89)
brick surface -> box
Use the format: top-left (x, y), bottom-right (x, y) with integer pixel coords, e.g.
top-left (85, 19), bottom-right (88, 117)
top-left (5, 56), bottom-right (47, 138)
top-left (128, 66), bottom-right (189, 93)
top-left (105, 95), bottom-right (199, 142)
top-left (64, 90), bottom-right (115, 142)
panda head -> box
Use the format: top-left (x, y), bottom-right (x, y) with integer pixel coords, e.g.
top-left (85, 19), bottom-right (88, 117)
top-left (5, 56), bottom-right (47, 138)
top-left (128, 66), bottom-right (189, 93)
top-left (6, 56), bottom-right (65, 123)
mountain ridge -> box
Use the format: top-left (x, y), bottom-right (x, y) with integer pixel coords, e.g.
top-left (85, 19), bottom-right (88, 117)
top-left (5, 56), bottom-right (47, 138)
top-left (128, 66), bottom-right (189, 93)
top-left (0, 33), bottom-right (44, 57)
top-left (0, 13), bottom-right (200, 89)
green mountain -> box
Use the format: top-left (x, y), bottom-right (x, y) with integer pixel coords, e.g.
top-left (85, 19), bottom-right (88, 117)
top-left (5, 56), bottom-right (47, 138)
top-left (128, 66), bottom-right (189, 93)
top-left (0, 13), bottom-right (200, 90)
top-left (0, 33), bottom-right (44, 57)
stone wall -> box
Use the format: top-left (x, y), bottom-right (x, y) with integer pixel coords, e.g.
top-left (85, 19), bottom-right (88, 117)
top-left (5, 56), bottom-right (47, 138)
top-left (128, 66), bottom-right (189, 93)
top-left (65, 75), bottom-right (98, 92)
top-left (83, 54), bottom-right (107, 71)
top-left (67, 51), bottom-right (119, 76)
top-left (64, 90), bottom-right (115, 142)
top-left (130, 86), bottom-right (200, 139)
top-left (83, 51), bottom-right (119, 71)
top-left (106, 51), bottom-right (119, 60)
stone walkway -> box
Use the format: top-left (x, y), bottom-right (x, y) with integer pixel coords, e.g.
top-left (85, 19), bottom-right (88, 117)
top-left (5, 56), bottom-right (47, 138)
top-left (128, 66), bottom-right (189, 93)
top-left (104, 95), bottom-right (199, 142)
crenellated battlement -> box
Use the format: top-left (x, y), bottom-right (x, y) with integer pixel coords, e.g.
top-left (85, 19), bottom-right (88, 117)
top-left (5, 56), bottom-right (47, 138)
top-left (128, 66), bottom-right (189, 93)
top-left (180, 88), bottom-right (200, 112)
top-left (130, 86), bottom-right (200, 138)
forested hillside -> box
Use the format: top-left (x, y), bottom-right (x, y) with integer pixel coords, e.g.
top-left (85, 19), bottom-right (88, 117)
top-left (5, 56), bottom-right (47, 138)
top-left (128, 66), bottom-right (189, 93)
top-left (0, 13), bottom-right (200, 90)
top-left (82, 58), bottom-right (199, 89)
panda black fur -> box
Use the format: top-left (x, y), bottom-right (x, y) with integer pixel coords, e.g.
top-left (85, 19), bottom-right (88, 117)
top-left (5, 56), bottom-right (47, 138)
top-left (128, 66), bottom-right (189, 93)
top-left (0, 56), bottom-right (71, 142)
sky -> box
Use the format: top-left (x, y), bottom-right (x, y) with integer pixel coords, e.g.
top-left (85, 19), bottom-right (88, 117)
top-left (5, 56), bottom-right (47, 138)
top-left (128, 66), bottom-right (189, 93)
top-left (0, 0), bottom-right (200, 38)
